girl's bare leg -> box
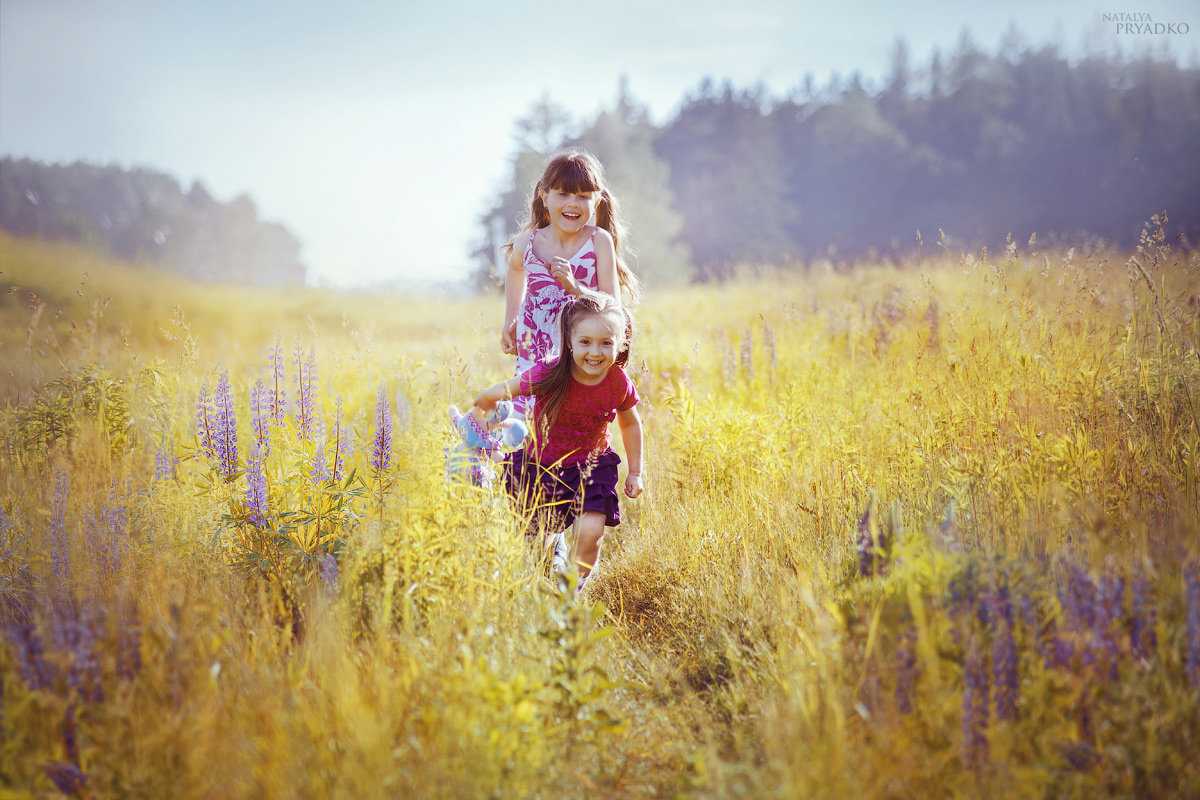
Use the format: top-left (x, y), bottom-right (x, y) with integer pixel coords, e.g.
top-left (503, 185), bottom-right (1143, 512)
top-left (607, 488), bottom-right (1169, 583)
top-left (570, 511), bottom-right (606, 579)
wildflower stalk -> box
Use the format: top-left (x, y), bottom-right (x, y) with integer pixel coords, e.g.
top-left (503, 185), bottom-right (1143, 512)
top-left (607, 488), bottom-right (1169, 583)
top-left (371, 382), bottom-right (393, 519)
top-left (268, 336), bottom-right (287, 424)
top-left (246, 442), bottom-right (269, 527)
top-left (331, 394), bottom-right (349, 483)
top-left (293, 345), bottom-right (321, 442)
top-left (195, 380), bottom-right (215, 462)
top-left (250, 378), bottom-right (270, 458)
top-left (213, 369), bottom-right (239, 481)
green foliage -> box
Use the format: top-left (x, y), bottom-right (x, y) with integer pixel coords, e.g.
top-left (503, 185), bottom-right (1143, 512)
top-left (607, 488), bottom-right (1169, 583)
top-left (6, 364), bottom-right (140, 459)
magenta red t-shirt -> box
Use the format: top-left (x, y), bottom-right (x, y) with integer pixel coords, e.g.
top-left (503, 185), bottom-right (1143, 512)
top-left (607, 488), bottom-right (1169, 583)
top-left (517, 361), bottom-right (639, 467)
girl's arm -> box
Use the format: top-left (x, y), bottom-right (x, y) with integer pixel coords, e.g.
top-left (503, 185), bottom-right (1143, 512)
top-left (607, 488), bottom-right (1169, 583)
top-left (501, 233), bottom-right (529, 354)
top-left (472, 376), bottom-right (526, 422)
top-left (592, 228), bottom-right (619, 302)
top-left (617, 406), bottom-right (643, 498)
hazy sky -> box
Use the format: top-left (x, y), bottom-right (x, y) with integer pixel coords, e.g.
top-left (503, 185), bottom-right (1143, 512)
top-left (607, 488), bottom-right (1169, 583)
top-left (2, 0), bottom-right (1196, 287)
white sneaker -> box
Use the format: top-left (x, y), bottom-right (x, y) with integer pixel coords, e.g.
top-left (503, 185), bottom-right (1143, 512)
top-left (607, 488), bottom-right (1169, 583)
top-left (551, 531), bottom-right (570, 574)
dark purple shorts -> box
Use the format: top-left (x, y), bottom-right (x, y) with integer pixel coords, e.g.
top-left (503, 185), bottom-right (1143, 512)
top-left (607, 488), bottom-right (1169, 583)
top-left (503, 448), bottom-right (622, 530)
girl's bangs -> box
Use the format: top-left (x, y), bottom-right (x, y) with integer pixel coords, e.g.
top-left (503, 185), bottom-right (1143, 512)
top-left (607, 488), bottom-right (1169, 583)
top-left (545, 158), bottom-right (600, 194)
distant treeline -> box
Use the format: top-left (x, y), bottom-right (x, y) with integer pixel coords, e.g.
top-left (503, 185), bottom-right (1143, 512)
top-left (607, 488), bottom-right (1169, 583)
top-left (480, 34), bottom-right (1200, 284)
top-left (0, 158), bottom-right (305, 286)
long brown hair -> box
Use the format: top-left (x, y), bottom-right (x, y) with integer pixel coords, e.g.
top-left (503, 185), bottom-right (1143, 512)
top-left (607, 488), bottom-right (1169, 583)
top-left (505, 149), bottom-right (641, 304)
top-left (530, 291), bottom-right (634, 440)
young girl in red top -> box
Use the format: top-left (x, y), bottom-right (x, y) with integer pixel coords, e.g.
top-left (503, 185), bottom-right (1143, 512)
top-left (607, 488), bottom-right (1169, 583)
top-left (474, 291), bottom-right (643, 589)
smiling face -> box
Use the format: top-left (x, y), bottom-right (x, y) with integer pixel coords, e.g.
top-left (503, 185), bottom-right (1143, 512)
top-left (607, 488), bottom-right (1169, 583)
top-left (567, 311), bottom-right (624, 384)
top-left (541, 187), bottom-right (598, 234)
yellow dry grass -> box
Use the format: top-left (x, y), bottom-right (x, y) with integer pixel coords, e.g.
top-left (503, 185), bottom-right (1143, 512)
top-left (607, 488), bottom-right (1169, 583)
top-left (1, 224), bottom-right (1198, 798)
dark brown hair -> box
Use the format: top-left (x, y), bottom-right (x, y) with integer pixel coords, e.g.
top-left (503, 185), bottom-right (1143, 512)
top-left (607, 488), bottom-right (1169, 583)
top-left (505, 149), bottom-right (641, 304)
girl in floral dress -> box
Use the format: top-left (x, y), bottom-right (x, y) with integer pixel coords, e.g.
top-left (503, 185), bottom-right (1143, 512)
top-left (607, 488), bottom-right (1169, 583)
top-left (500, 150), bottom-right (640, 416)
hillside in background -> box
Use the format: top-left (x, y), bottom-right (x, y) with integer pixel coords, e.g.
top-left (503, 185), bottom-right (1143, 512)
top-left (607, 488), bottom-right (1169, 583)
top-left (0, 157), bottom-right (306, 286)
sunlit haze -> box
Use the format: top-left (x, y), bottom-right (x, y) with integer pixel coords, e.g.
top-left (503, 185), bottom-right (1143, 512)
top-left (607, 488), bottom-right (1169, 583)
top-left (2, 0), bottom-right (1196, 287)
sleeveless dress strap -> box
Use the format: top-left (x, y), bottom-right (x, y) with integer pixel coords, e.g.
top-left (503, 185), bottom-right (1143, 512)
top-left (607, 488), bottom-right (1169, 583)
top-left (524, 230), bottom-right (538, 264)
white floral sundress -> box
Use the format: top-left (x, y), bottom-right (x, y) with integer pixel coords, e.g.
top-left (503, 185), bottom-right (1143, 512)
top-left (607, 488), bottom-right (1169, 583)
top-left (513, 228), bottom-right (598, 414)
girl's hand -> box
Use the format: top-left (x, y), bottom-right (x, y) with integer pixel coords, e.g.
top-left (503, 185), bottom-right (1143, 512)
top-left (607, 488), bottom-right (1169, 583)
top-left (549, 257), bottom-right (579, 295)
top-left (500, 319), bottom-right (517, 354)
top-left (624, 473), bottom-right (643, 499)
top-left (470, 404), bottom-right (491, 427)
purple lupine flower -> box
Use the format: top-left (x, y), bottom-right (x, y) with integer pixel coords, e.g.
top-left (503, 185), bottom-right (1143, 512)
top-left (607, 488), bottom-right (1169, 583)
top-left (1129, 573), bottom-right (1157, 662)
top-left (245, 442), bottom-right (269, 527)
top-left (961, 630), bottom-right (990, 769)
top-left (50, 471), bottom-right (69, 583)
top-left (7, 624), bottom-right (50, 690)
top-left (293, 345), bottom-right (321, 441)
top-left (947, 563), bottom-right (979, 649)
top-left (0, 499), bottom-right (17, 564)
top-left (63, 703), bottom-right (80, 765)
top-left (250, 378), bottom-right (271, 458)
top-left (1185, 561), bottom-right (1200, 690)
top-left (1067, 563), bottom-right (1097, 629)
top-left (50, 598), bottom-right (77, 662)
top-left (68, 605), bottom-right (103, 704)
top-left (310, 437), bottom-right (330, 484)
top-left (42, 760), bottom-right (86, 797)
top-left (371, 382), bottom-right (392, 473)
top-left (989, 583), bottom-right (1019, 722)
top-left (895, 620), bottom-right (918, 714)
top-left (1052, 629), bottom-right (1075, 671)
top-left (320, 551), bottom-right (338, 597)
top-left (213, 369), bottom-right (239, 481)
top-left (1058, 563), bottom-right (1097, 670)
top-left (153, 436), bottom-right (177, 481)
top-left (948, 563), bottom-right (979, 613)
top-left (1093, 576), bottom-right (1123, 681)
top-left (195, 380), bottom-right (216, 461)
top-left (1020, 591), bottom-right (1053, 667)
top-left (268, 336), bottom-right (287, 424)
top-left (95, 481), bottom-right (127, 577)
top-left (330, 395), bottom-right (350, 482)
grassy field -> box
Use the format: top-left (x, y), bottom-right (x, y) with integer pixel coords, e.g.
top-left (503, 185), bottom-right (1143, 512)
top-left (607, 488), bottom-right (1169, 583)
top-left (1, 223), bottom-right (1199, 799)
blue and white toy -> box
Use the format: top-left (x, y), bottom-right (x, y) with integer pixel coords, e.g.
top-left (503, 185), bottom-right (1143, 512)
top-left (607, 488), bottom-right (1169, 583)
top-left (446, 401), bottom-right (527, 487)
